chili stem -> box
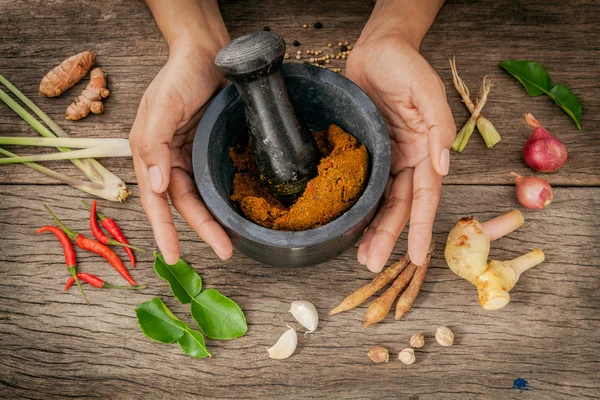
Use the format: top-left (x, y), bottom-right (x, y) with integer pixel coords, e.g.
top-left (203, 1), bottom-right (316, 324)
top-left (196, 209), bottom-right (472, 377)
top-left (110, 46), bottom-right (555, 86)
top-left (68, 266), bottom-right (89, 305)
top-left (44, 205), bottom-right (77, 240)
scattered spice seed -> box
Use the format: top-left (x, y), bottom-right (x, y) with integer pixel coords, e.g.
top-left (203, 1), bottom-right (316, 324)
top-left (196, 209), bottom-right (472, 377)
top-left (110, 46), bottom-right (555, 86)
top-left (305, 50), bottom-right (310, 54)
top-left (284, 53), bottom-right (290, 59)
top-left (328, 43), bottom-right (332, 47)
top-left (325, 60), bottom-right (330, 64)
top-left (317, 60), bottom-right (324, 65)
top-left (293, 40), bottom-right (301, 47)
top-left (314, 22), bottom-right (323, 29)
top-left (342, 55), bottom-right (346, 59)
top-left (340, 45), bottom-right (348, 52)
top-left (344, 41), bottom-right (349, 45)
top-left (310, 57), bottom-right (315, 63)
top-left (348, 45), bottom-right (353, 50)
top-left (303, 24), bottom-right (308, 29)
top-left (338, 42), bottom-right (342, 46)
top-left (295, 54), bottom-right (301, 60)
top-left (263, 26), bottom-right (270, 31)
top-left (296, 50), bottom-right (302, 55)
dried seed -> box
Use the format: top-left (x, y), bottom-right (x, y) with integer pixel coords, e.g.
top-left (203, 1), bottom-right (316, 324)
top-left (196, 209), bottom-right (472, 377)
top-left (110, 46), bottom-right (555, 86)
top-left (284, 53), bottom-right (290, 59)
top-left (325, 60), bottom-right (330, 64)
top-left (328, 43), bottom-right (333, 47)
top-left (293, 40), bottom-right (301, 47)
top-left (296, 50), bottom-right (302, 55)
top-left (344, 41), bottom-right (349, 45)
top-left (295, 54), bottom-right (302, 60)
top-left (263, 26), bottom-right (270, 31)
top-left (303, 24), bottom-right (308, 29)
top-left (314, 22), bottom-right (323, 29)
top-left (310, 57), bottom-right (315, 63)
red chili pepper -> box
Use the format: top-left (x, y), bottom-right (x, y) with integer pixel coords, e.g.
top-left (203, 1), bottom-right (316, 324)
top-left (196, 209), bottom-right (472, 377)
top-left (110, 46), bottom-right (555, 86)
top-left (64, 273), bottom-right (147, 291)
top-left (82, 200), bottom-right (142, 267)
top-left (36, 225), bottom-right (89, 305)
top-left (44, 205), bottom-right (138, 286)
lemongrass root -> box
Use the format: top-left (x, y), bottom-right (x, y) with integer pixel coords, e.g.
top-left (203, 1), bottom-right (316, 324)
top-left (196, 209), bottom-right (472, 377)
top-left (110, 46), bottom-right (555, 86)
top-left (329, 254), bottom-right (410, 315)
top-left (480, 209), bottom-right (524, 242)
top-left (0, 74), bottom-right (129, 194)
top-left (362, 262), bottom-right (418, 329)
top-left (395, 245), bottom-right (435, 320)
top-left (452, 77), bottom-right (493, 152)
top-left (0, 137), bottom-right (129, 149)
top-left (449, 57), bottom-right (501, 150)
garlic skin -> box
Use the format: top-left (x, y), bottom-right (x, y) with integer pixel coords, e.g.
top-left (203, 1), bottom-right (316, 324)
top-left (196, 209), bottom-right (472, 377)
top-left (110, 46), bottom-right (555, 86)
top-left (398, 348), bottom-right (416, 365)
top-left (435, 326), bottom-right (454, 346)
top-left (267, 327), bottom-right (297, 360)
top-left (289, 300), bottom-right (319, 333)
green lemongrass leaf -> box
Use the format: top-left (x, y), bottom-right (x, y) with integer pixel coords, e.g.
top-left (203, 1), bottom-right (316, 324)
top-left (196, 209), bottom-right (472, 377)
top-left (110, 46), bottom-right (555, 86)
top-left (548, 84), bottom-right (582, 130)
top-left (191, 289), bottom-right (247, 340)
top-left (135, 297), bottom-right (187, 343)
top-left (499, 60), bottom-right (552, 96)
top-left (154, 254), bottom-right (202, 304)
top-left (177, 330), bottom-right (211, 358)
top-left (0, 136), bottom-right (130, 148)
top-left (500, 60), bottom-right (582, 129)
top-left (0, 145), bottom-right (131, 164)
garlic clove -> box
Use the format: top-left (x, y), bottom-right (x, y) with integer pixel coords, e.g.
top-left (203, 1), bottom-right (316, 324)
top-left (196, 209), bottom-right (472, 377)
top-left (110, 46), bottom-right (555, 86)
top-left (289, 300), bottom-right (319, 333)
top-left (267, 327), bottom-right (297, 360)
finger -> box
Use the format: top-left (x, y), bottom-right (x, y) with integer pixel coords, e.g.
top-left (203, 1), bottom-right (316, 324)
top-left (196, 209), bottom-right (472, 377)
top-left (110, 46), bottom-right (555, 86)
top-left (366, 169), bottom-right (413, 273)
top-left (358, 177), bottom-right (393, 265)
top-left (130, 107), bottom-right (181, 265)
top-left (135, 156), bottom-right (181, 265)
top-left (414, 75), bottom-right (456, 176)
top-left (133, 90), bottom-right (183, 194)
top-left (408, 158), bottom-right (442, 265)
top-left (168, 168), bottom-right (233, 260)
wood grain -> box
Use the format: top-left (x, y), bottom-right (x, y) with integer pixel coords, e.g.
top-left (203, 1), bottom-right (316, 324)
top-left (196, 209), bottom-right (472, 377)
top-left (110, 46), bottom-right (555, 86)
top-left (0, 0), bottom-right (598, 185)
top-left (0, 185), bottom-right (598, 399)
top-left (0, 0), bottom-right (599, 398)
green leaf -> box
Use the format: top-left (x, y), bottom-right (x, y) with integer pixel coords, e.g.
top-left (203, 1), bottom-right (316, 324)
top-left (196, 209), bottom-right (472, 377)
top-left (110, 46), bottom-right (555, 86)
top-left (548, 84), bottom-right (582, 129)
top-left (177, 330), bottom-right (211, 358)
top-left (500, 60), bottom-right (552, 96)
top-left (135, 297), bottom-right (187, 343)
top-left (154, 253), bottom-right (202, 304)
top-left (500, 60), bottom-right (583, 129)
top-left (191, 289), bottom-right (248, 340)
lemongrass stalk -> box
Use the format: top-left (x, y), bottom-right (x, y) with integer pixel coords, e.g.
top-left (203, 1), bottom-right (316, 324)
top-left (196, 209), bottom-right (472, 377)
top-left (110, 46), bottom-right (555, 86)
top-left (0, 75), bottom-right (130, 201)
top-left (0, 145), bottom-right (132, 164)
top-left (0, 74), bottom-right (127, 190)
top-left (0, 147), bottom-right (126, 201)
top-left (0, 137), bottom-right (129, 148)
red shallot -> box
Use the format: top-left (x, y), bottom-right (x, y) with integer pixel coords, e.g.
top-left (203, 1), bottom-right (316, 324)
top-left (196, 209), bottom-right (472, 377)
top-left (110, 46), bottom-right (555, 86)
top-left (522, 113), bottom-right (568, 173)
top-left (510, 172), bottom-right (553, 209)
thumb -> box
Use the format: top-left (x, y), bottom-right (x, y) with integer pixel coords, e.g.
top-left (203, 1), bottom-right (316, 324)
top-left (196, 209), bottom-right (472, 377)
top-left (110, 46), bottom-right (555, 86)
top-left (134, 92), bottom-right (182, 193)
top-left (414, 75), bottom-right (456, 176)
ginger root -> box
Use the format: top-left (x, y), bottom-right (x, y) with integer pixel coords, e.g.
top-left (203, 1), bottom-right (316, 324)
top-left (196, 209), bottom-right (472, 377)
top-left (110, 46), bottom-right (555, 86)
top-left (39, 51), bottom-right (96, 97)
top-left (65, 68), bottom-right (109, 120)
top-left (445, 210), bottom-right (544, 310)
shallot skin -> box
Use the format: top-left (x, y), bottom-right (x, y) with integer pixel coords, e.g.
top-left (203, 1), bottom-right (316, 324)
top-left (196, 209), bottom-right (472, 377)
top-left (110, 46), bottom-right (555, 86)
top-left (522, 114), bottom-right (568, 173)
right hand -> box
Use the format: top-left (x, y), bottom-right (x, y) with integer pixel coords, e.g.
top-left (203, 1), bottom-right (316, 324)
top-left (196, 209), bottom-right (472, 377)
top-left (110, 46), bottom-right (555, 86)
top-left (129, 44), bottom-right (233, 265)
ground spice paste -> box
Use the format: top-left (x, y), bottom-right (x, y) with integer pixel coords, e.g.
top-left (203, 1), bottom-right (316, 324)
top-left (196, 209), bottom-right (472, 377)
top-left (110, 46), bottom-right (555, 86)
top-left (230, 124), bottom-right (369, 231)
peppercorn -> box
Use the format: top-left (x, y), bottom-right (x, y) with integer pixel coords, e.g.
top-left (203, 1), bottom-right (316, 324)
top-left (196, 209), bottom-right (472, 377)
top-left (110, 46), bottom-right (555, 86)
top-left (263, 26), bottom-right (270, 31)
top-left (293, 40), bottom-right (301, 47)
top-left (314, 22), bottom-right (323, 29)
top-left (317, 59), bottom-right (324, 65)
top-left (340, 45), bottom-right (348, 52)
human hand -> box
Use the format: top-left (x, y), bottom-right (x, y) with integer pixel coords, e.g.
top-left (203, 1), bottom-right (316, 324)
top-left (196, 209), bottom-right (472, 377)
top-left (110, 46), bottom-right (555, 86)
top-left (346, 30), bottom-right (455, 271)
top-left (129, 44), bottom-right (233, 265)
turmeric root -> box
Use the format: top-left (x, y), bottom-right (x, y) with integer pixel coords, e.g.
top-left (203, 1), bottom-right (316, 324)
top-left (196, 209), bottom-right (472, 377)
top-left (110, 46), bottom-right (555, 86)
top-left (362, 262), bottom-right (417, 328)
top-left (65, 68), bottom-right (109, 121)
top-left (39, 51), bottom-right (96, 97)
top-left (395, 249), bottom-right (434, 320)
top-left (329, 254), bottom-right (410, 315)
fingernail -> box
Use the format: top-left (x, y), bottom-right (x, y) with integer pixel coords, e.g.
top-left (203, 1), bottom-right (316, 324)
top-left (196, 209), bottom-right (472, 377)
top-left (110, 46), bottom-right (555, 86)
top-left (149, 166), bottom-right (163, 193)
top-left (439, 148), bottom-right (450, 176)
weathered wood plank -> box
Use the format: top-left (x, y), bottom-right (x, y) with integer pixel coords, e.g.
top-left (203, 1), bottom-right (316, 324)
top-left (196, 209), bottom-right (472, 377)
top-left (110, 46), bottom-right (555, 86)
top-left (0, 185), bottom-right (598, 399)
top-left (0, 0), bottom-right (598, 186)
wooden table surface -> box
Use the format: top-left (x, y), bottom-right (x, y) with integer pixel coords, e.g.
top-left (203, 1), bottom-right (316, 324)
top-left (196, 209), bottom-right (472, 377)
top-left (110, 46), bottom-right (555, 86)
top-left (1, 1), bottom-right (599, 399)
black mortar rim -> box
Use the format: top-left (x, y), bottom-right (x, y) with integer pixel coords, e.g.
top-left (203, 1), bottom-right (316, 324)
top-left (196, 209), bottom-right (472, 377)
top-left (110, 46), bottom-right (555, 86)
top-left (193, 63), bottom-right (390, 249)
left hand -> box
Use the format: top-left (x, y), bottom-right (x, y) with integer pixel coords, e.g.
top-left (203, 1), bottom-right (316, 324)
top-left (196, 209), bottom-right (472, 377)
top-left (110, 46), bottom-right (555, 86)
top-left (346, 31), bottom-right (455, 272)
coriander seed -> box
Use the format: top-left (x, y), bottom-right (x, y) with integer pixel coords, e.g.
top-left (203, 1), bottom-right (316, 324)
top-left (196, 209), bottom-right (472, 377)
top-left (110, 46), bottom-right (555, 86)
top-left (303, 24), bottom-right (308, 29)
top-left (410, 333), bottom-right (425, 349)
top-left (295, 54), bottom-right (301, 60)
top-left (398, 348), bottom-right (416, 365)
top-left (435, 326), bottom-right (454, 346)
top-left (284, 53), bottom-right (290, 59)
